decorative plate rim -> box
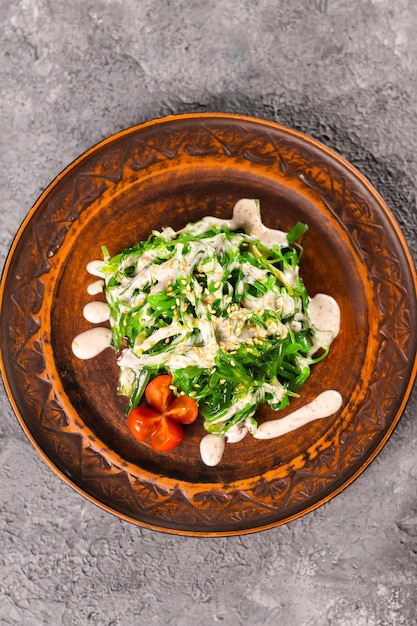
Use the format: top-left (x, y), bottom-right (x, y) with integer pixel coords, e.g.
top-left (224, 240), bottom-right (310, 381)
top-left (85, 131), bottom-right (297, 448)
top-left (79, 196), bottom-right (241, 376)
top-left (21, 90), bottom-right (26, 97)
top-left (1, 112), bottom-right (416, 536)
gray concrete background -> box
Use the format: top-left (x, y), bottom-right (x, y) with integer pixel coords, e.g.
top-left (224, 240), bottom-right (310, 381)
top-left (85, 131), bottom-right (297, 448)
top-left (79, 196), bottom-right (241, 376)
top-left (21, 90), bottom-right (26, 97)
top-left (1, 1), bottom-right (417, 625)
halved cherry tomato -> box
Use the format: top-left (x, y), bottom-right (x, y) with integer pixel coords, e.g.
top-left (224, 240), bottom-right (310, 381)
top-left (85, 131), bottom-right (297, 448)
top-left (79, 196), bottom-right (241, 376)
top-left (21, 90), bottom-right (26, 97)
top-left (127, 374), bottom-right (199, 452)
top-left (151, 417), bottom-right (184, 451)
top-left (165, 395), bottom-right (199, 424)
top-left (128, 406), bottom-right (161, 442)
top-left (145, 374), bottom-right (174, 412)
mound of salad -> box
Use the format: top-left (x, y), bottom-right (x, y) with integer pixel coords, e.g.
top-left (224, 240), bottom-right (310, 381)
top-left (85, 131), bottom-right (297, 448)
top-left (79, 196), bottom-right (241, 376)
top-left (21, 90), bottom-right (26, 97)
top-left (98, 199), bottom-right (337, 452)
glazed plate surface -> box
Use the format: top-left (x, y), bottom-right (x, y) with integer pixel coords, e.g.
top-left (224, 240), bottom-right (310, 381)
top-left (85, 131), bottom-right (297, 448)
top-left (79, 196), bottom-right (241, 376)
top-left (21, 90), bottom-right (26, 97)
top-left (1, 113), bottom-right (416, 535)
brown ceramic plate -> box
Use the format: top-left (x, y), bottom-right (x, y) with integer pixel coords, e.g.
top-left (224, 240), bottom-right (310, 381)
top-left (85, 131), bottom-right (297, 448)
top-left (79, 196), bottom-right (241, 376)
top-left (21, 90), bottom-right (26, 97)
top-left (1, 113), bottom-right (416, 536)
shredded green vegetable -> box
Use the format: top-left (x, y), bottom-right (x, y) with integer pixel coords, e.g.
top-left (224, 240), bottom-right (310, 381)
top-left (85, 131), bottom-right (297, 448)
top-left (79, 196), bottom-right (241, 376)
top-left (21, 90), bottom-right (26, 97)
top-left (100, 202), bottom-right (332, 437)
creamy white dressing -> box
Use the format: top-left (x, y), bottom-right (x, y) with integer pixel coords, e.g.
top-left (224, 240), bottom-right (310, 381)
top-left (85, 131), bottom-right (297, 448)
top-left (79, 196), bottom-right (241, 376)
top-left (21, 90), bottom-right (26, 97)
top-left (308, 293), bottom-right (340, 351)
top-left (200, 390), bottom-right (343, 465)
top-left (225, 424), bottom-right (248, 443)
top-left (118, 336), bottom-right (219, 371)
top-left (134, 323), bottom-right (185, 353)
top-left (203, 198), bottom-right (288, 246)
top-left (87, 279), bottom-right (105, 295)
top-left (262, 381), bottom-right (287, 404)
top-left (208, 394), bottom-right (256, 425)
top-left (253, 390), bottom-right (343, 440)
top-left (83, 301), bottom-right (110, 324)
top-left (71, 263), bottom-right (111, 359)
top-left (200, 434), bottom-right (226, 467)
top-left (71, 327), bottom-right (112, 360)
top-left (240, 261), bottom-right (268, 284)
top-left (167, 346), bottom-right (218, 370)
top-left (86, 260), bottom-right (105, 278)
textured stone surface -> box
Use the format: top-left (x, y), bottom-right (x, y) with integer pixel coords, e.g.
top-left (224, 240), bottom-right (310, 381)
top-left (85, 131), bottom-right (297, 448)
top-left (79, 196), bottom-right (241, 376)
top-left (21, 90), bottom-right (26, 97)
top-left (1, 1), bottom-right (417, 625)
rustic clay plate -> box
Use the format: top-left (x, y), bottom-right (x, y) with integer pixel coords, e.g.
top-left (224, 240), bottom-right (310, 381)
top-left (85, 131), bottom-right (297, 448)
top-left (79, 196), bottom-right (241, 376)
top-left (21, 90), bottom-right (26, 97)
top-left (1, 113), bottom-right (416, 536)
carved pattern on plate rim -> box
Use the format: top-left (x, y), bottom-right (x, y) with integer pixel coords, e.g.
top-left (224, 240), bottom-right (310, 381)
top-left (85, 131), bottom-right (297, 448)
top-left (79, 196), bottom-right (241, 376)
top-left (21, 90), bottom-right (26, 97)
top-left (3, 119), bottom-right (414, 530)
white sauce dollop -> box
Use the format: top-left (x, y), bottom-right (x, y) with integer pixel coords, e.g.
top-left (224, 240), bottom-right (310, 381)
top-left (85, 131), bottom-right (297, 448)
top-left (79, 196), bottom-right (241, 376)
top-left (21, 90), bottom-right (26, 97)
top-left (83, 301), bottom-right (110, 324)
top-left (253, 390), bottom-right (343, 440)
top-left (203, 198), bottom-right (288, 246)
top-left (225, 424), bottom-right (249, 443)
top-left (86, 260), bottom-right (105, 278)
top-left (71, 327), bottom-right (112, 360)
top-left (87, 279), bottom-right (105, 295)
top-left (309, 293), bottom-right (340, 351)
top-left (200, 434), bottom-right (226, 467)
top-left (72, 262), bottom-right (111, 359)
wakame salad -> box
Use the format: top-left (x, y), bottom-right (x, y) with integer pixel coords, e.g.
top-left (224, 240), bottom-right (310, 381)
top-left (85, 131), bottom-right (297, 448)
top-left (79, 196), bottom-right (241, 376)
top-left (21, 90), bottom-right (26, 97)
top-left (100, 199), bottom-right (334, 439)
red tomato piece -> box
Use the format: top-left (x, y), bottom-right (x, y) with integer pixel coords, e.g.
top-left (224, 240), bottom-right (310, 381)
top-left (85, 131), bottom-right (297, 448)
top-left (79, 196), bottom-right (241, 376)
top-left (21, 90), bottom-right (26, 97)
top-left (128, 406), bottom-right (161, 442)
top-left (128, 374), bottom-right (199, 452)
top-left (145, 374), bottom-right (174, 412)
top-left (151, 417), bottom-right (184, 451)
top-left (165, 394), bottom-right (199, 424)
